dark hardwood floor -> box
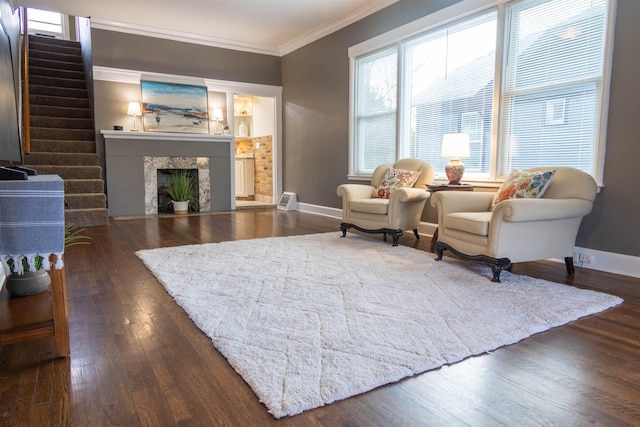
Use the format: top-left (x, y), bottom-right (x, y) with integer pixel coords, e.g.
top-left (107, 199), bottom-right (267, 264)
top-left (1, 209), bottom-right (639, 426)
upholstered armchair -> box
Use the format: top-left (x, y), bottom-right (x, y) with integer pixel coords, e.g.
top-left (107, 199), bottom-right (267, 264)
top-left (431, 166), bottom-right (597, 282)
top-left (337, 158), bottom-right (434, 246)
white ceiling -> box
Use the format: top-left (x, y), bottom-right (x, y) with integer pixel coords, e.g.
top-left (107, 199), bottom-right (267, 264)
top-left (14, 0), bottom-right (399, 56)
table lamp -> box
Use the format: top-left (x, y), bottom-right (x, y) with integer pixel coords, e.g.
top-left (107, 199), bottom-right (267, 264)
top-left (127, 102), bottom-right (142, 131)
top-left (211, 108), bottom-right (224, 134)
top-left (440, 132), bottom-right (470, 185)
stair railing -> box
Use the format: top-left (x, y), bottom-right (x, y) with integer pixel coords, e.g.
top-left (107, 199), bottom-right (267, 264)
top-left (22, 8), bottom-right (30, 155)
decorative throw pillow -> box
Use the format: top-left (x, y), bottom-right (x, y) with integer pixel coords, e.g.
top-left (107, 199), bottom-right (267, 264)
top-left (490, 169), bottom-right (556, 210)
top-left (372, 168), bottom-right (422, 199)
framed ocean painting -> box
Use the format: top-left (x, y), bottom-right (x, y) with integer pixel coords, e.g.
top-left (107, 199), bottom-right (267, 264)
top-left (141, 81), bottom-right (209, 133)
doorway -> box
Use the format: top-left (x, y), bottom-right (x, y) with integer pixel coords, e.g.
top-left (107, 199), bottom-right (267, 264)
top-left (233, 94), bottom-right (276, 208)
top-left (205, 80), bottom-right (282, 210)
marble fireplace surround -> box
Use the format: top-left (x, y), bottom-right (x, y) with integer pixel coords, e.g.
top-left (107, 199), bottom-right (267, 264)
top-left (144, 157), bottom-right (210, 214)
top-left (102, 131), bottom-right (233, 217)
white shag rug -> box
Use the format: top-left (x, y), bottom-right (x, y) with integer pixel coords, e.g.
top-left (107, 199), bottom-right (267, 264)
top-left (135, 232), bottom-right (622, 418)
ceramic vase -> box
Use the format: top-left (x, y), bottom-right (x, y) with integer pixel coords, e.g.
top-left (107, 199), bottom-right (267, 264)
top-left (172, 200), bottom-right (189, 215)
top-left (5, 270), bottom-right (51, 297)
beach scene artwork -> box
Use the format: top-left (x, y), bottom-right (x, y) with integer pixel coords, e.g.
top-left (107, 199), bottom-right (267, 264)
top-left (141, 81), bottom-right (209, 134)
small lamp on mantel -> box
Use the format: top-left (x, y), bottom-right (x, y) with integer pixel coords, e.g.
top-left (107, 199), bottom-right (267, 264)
top-left (127, 102), bottom-right (142, 131)
top-left (211, 108), bottom-right (224, 134)
top-left (440, 132), bottom-right (470, 185)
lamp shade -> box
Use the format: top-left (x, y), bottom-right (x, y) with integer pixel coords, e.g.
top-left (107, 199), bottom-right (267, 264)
top-left (440, 133), bottom-right (470, 158)
top-left (211, 108), bottom-right (224, 121)
top-left (127, 102), bottom-right (142, 116)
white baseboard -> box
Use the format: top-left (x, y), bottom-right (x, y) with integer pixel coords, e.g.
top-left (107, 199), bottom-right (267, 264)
top-left (296, 202), bottom-right (342, 219)
top-left (296, 202), bottom-right (640, 280)
top-left (569, 247), bottom-right (640, 279)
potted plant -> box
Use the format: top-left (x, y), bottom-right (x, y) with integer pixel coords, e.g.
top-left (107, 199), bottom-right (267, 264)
top-left (166, 170), bottom-right (195, 214)
top-left (4, 224), bottom-right (90, 297)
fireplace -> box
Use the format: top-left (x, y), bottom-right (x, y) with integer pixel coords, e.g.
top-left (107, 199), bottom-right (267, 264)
top-left (102, 131), bottom-right (233, 217)
top-left (157, 168), bottom-right (200, 214)
top-left (143, 156), bottom-right (210, 214)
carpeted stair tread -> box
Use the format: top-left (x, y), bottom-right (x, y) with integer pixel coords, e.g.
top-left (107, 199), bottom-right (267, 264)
top-left (30, 84), bottom-right (87, 99)
top-left (29, 49), bottom-right (82, 64)
top-left (65, 193), bottom-right (107, 209)
top-left (30, 104), bottom-right (91, 119)
top-left (30, 115), bottom-right (93, 129)
top-left (29, 57), bottom-right (84, 73)
top-left (30, 139), bottom-right (96, 153)
top-left (30, 127), bottom-right (95, 141)
top-left (30, 75), bottom-right (87, 90)
top-left (29, 65), bottom-right (85, 81)
top-left (65, 208), bottom-right (109, 228)
top-left (26, 165), bottom-right (103, 180)
top-left (24, 152), bottom-right (100, 166)
top-left (29, 35), bottom-right (80, 50)
top-left (30, 94), bottom-right (89, 109)
top-left (64, 179), bottom-right (104, 194)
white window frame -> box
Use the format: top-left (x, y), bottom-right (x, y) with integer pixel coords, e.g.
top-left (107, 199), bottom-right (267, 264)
top-left (348, 0), bottom-right (617, 186)
top-left (26, 8), bottom-right (68, 39)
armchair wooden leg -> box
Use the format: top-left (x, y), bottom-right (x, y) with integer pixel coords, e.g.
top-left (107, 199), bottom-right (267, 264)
top-left (565, 256), bottom-right (575, 276)
top-left (489, 264), bottom-right (510, 283)
top-left (434, 241), bottom-right (445, 261)
top-left (433, 241), bottom-right (512, 282)
top-left (391, 230), bottom-right (402, 246)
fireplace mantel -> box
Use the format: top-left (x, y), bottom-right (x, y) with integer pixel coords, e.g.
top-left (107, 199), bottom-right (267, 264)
top-left (101, 131), bottom-right (233, 143)
top-left (101, 130), bottom-right (234, 217)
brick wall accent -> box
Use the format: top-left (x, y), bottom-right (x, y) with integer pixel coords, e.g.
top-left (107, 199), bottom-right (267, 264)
top-left (234, 136), bottom-right (273, 201)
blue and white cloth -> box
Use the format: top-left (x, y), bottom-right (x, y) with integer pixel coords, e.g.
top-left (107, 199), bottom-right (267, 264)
top-left (0, 175), bottom-right (65, 277)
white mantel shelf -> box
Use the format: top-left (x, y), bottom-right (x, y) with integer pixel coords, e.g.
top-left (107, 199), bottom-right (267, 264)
top-left (100, 130), bottom-right (233, 142)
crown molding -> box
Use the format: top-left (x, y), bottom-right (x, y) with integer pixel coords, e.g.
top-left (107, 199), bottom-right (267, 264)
top-left (278, 0), bottom-right (399, 55)
top-left (90, 0), bottom-right (399, 57)
top-left (90, 18), bottom-right (281, 57)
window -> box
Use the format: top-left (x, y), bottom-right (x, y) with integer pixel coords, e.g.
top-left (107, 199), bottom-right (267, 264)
top-left (405, 11), bottom-right (497, 178)
top-left (349, 0), bottom-right (613, 184)
top-left (353, 47), bottom-right (397, 175)
top-left (27, 8), bottom-right (65, 38)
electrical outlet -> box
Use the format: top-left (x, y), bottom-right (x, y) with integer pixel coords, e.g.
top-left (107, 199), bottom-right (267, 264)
top-left (577, 253), bottom-right (593, 264)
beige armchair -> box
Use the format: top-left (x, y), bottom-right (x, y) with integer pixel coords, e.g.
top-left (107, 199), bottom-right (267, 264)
top-left (337, 158), bottom-right (434, 246)
top-left (431, 166), bottom-right (597, 282)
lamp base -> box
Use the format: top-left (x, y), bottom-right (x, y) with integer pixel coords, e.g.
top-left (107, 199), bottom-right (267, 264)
top-left (445, 159), bottom-right (465, 185)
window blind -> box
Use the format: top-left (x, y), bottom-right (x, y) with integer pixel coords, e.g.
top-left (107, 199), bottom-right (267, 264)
top-left (499, 0), bottom-right (608, 176)
top-left (354, 47), bottom-right (398, 175)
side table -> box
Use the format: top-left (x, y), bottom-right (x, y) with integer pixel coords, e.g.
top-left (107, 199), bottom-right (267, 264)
top-left (0, 174), bottom-right (69, 357)
top-left (426, 183), bottom-right (475, 252)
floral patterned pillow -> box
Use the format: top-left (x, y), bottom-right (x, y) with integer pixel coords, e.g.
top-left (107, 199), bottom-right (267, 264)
top-left (372, 168), bottom-right (422, 199)
top-left (490, 169), bottom-right (556, 210)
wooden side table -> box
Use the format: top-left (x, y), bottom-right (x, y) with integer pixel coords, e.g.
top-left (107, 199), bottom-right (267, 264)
top-left (0, 260), bottom-right (69, 357)
top-left (426, 183), bottom-right (475, 252)
top-left (0, 175), bottom-right (69, 357)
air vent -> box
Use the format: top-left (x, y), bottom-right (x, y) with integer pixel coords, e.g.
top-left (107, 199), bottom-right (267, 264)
top-left (277, 192), bottom-right (297, 211)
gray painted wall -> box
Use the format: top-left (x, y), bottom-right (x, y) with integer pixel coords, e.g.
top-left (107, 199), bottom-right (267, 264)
top-left (281, 0), bottom-right (640, 258)
top-left (90, 0), bottom-right (640, 258)
top-left (91, 28), bottom-right (281, 86)
top-left (0, 0), bottom-right (22, 163)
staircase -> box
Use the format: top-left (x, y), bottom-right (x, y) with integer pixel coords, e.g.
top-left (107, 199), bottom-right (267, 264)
top-left (23, 35), bottom-right (109, 227)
